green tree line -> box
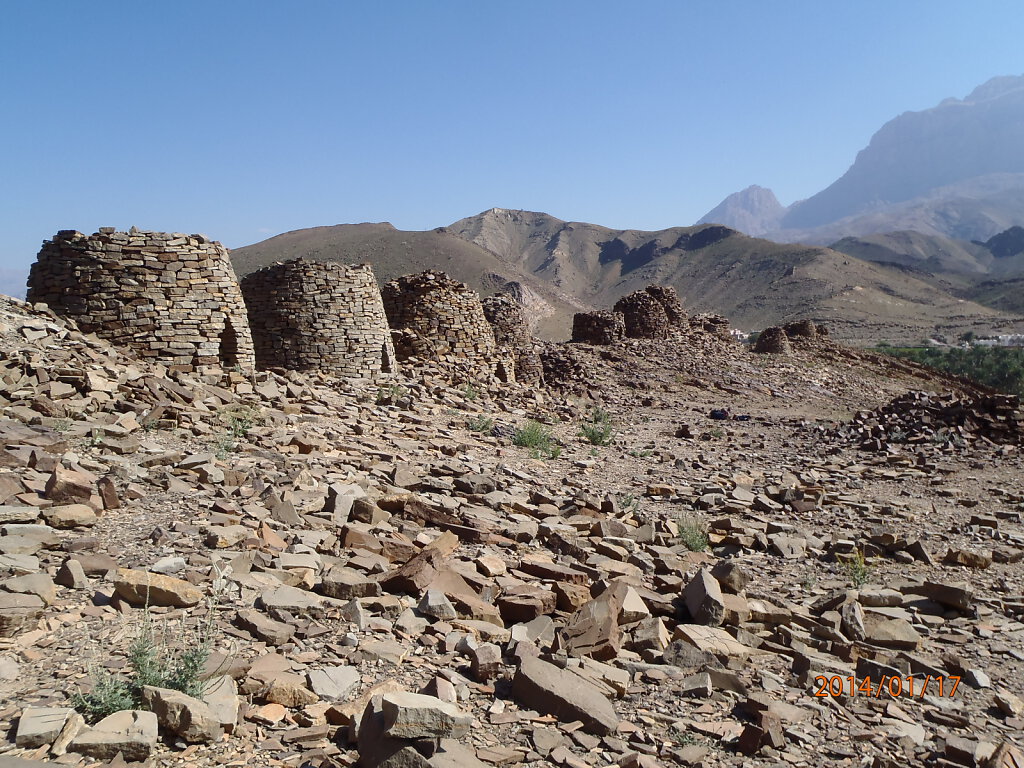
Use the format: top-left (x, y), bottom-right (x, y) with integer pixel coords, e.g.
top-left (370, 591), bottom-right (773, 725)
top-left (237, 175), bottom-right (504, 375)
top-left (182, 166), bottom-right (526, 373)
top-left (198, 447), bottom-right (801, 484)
top-left (876, 345), bottom-right (1024, 396)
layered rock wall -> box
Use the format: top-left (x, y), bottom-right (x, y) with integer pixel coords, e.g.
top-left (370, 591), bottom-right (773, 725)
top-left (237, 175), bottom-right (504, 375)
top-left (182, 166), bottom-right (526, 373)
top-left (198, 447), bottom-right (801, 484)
top-left (27, 228), bottom-right (254, 372)
top-left (481, 294), bottom-right (543, 384)
top-left (381, 271), bottom-right (512, 381)
top-left (241, 259), bottom-right (395, 379)
top-left (571, 311), bottom-right (626, 345)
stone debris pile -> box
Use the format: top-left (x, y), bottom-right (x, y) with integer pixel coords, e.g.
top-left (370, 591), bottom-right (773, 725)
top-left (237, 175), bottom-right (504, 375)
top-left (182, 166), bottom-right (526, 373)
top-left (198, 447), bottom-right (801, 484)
top-left (0, 283), bottom-right (1022, 768)
top-left (838, 390), bottom-right (1023, 450)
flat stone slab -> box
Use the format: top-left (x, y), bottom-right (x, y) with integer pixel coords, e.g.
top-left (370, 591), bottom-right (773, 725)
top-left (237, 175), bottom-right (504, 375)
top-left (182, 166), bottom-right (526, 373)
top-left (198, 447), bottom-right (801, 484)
top-left (381, 692), bottom-right (472, 739)
top-left (510, 656), bottom-right (619, 735)
top-left (15, 706), bottom-right (73, 749)
top-left (70, 709), bottom-right (158, 762)
top-left (114, 568), bottom-right (203, 607)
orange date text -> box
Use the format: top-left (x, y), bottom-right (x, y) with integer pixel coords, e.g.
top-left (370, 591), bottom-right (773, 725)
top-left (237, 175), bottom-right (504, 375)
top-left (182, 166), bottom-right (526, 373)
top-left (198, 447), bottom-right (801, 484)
top-left (812, 674), bottom-right (960, 699)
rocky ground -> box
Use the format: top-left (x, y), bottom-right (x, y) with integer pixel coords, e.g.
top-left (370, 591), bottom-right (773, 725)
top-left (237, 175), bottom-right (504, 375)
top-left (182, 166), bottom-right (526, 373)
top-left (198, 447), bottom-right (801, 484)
top-left (0, 296), bottom-right (1022, 768)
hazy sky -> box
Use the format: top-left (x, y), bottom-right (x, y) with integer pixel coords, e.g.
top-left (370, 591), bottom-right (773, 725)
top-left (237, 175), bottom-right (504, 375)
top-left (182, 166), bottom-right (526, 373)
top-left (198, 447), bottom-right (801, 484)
top-left (2, 1), bottom-right (1022, 282)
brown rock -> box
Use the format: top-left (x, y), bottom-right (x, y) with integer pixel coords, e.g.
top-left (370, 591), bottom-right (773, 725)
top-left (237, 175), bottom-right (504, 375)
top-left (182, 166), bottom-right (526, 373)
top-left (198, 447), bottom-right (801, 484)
top-left (510, 656), bottom-right (619, 735)
top-left (683, 568), bottom-right (725, 626)
top-left (113, 568), bottom-right (203, 607)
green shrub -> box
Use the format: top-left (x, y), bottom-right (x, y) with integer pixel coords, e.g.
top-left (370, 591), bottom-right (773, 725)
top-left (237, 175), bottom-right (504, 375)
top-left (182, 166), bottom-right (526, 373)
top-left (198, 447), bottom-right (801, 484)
top-left (376, 384), bottom-right (408, 404)
top-left (579, 407), bottom-right (615, 446)
top-left (72, 608), bottom-right (216, 723)
top-left (876, 345), bottom-right (1024, 396)
top-left (467, 415), bottom-right (494, 433)
top-left (843, 549), bottom-right (872, 588)
top-left (513, 420), bottom-right (560, 459)
top-left (677, 515), bottom-right (709, 552)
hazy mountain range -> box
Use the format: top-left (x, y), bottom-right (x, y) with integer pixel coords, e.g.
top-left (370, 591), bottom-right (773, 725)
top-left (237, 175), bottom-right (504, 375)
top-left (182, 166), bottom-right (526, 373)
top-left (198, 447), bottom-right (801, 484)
top-left (700, 75), bottom-right (1024, 243)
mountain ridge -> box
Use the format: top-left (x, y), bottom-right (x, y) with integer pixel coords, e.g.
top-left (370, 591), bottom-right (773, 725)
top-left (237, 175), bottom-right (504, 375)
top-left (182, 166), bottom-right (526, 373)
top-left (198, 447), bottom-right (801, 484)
top-left (700, 75), bottom-right (1024, 243)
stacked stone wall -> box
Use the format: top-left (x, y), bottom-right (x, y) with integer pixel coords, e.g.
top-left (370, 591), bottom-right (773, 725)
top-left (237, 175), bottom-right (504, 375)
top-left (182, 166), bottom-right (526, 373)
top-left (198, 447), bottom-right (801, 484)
top-left (571, 311), bottom-right (626, 345)
top-left (784, 319), bottom-right (819, 339)
top-left (644, 285), bottom-right (686, 324)
top-left (381, 271), bottom-right (512, 381)
top-left (27, 228), bottom-right (254, 372)
top-left (613, 290), bottom-right (671, 339)
top-left (753, 326), bottom-right (792, 354)
top-left (481, 294), bottom-right (543, 384)
top-left (240, 259), bottom-right (395, 379)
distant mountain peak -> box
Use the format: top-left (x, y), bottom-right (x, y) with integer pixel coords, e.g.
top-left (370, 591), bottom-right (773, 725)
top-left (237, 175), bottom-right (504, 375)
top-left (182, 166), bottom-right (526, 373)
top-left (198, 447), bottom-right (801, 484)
top-left (697, 185), bottom-right (785, 236)
top-left (964, 74), bottom-right (1024, 103)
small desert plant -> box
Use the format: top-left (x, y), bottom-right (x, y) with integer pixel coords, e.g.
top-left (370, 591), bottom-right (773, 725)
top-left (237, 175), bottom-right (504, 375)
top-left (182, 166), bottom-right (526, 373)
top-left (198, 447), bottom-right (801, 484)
top-left (72, 606), bottom-right (217, 723)
top-left (579, 406), bottom-right (615, 446)
top-left (218, 404), bottom-right (263, 439)
top-left (213, 433), bottom-right (238, 460)
top-left (710, 427), bottom-right (725, 439)
top-left (376, 384), bottom-right (408, 404)
top-left (462, 383), bottom-right (479, 402)
top-left (513, 420), bottom-right (560, 459)
top-left (467, 415), bottom-right (494, 433)
top-left (513, 420), bottom-right (553, 449)
top-left (843, 549), bottom-right (872, 588)
top-left (677, 514), bottom-right (709, 552)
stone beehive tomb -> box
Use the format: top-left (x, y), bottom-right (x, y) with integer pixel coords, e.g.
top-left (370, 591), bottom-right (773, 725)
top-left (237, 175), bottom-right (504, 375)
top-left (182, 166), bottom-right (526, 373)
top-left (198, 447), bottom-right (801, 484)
top-left (27, 228), bottom-right (255, 372)
top-left (613, 288), bottom-right (672, 340)
top-left (240, 258), bottom-right (395, 379)
top-left (644, 285), bottom-right (686, 324)
top-left (571, 310), bottom-right (626, 345)
top-left (381, 271), bottom-right (511, 380)
top-left (753, 326), bottom-right (792, 354)
top-left (481, 293), bottom-right (543, 385)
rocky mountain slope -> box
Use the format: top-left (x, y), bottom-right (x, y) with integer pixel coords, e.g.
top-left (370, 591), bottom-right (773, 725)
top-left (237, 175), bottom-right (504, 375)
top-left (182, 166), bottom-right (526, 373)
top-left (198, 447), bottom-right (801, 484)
top-left (702, 75), bottom-right (1024, 244)
top-left (450, 208), bottom-right (1024, 344)
top-left (229, 223), bottom-right (585, 341)
top-left (0, 293), bottom-right (1022, 768)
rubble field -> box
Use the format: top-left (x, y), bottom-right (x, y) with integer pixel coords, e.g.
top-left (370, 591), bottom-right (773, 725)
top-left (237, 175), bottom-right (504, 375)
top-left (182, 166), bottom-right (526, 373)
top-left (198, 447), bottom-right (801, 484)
top-left (1, 295), bottom-right (1022, 768)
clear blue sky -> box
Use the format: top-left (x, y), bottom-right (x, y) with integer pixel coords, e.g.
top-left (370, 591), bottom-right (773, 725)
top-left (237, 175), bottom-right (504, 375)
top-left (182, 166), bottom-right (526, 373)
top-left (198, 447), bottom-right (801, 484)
top-left (2, 1), bottom-right (1022, 288)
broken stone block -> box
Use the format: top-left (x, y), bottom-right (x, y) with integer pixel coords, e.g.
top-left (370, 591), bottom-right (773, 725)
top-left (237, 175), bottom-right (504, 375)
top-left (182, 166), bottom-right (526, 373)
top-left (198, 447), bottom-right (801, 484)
top-left (55, 558), bottom-right (89, 589)
top-left (42, 504), bottom-right (97, 529)
top-left (262, 673), bottom-right (320, 708)
top-left (469, 643), bottom-right (502, 682)
top-left (320, 566), bottom-right (382, 600)
top-left (307, 666), bottom-right (361, 701)
top-left (15, 706), bottom-right (73, 748)
top-left (43, 466), bottom-right (94, 505)
top-left (113, 568), bottom-right (203, 607)
top-left (202, 675), bottom-right (240, 730)
top-left (943, 548), bottom-right (993, 569)
top-left (3, 572), bottom-right (56, 605)
top-left (683, 568), bottom-right (725, 626)
top-left (70, 709), bottom-right (158, 762)
top-left (381, 692), bottom-right (472, 739)
top-left (142, 685), bottom-right (223, 743)
top-left (862, 615), bottom-right (920, 650)
top-left (236, 608), bottom-right (295, 645)
top-left (418, 589), bottom-right (458, 621)
top-left (0, 593), bottom-right (44, 638)
top-left (710, 561), bottom-right (749, 593)
top-left (561, 587), bottom-right (623, 661)
top-left (510, 656), bottom-right (619, 735)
